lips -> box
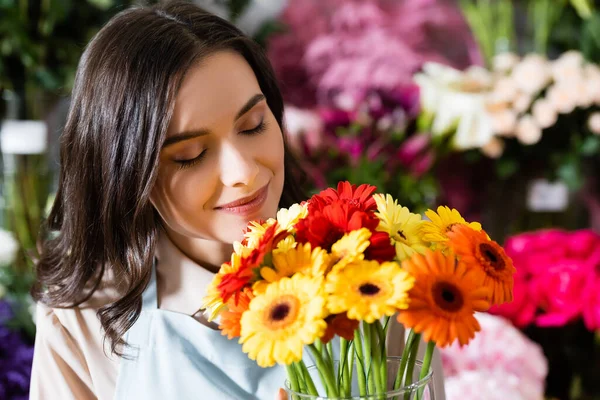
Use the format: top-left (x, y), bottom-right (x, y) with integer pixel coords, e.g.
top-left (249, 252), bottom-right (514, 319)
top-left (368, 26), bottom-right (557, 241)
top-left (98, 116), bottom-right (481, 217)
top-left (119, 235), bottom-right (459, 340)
top-left (215, 183), bottom-right (269, 216)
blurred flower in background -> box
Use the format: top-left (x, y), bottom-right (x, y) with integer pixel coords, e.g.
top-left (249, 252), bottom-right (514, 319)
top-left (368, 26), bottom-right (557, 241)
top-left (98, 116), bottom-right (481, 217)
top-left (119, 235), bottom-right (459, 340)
top-left (441, 313), bottom-right (547, 400)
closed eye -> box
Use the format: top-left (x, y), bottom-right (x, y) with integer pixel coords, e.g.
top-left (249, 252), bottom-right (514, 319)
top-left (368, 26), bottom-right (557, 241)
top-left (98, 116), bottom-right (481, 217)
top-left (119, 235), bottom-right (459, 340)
top-left (174, 150), bottom-right (207, 170)
top-left (241, 119), bottom-right (267, 135)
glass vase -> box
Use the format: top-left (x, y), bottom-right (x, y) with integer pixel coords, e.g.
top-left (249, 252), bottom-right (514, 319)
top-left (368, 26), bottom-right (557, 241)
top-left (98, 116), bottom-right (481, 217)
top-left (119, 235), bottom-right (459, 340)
top-left (284, 357), bottom-right (435, 400)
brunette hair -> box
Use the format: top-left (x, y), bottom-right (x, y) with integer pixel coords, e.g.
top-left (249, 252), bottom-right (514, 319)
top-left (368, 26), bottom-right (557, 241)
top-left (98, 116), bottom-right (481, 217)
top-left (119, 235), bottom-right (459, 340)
top-left (32, 0), bottom-right (306, 356)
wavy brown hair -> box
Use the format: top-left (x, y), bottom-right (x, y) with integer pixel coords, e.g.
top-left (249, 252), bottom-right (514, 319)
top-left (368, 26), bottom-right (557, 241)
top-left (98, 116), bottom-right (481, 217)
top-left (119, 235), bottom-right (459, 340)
top-left (31, 0), bottom-right (306, 356)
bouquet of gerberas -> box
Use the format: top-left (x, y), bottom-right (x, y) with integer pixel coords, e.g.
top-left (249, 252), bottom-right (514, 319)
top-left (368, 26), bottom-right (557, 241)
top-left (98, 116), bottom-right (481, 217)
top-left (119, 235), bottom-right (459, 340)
top-left (203, 182), bottom-right (515, 399)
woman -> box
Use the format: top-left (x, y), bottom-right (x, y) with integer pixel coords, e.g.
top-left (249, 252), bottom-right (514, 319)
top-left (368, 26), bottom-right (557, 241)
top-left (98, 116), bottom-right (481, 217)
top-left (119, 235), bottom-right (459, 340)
top-left (30, 2), bottom-right (445, 399)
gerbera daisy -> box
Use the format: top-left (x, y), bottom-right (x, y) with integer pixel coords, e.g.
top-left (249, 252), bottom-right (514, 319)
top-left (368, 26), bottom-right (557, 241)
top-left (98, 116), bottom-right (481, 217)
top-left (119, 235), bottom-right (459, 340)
top-left (244, 218), bottom-right (277, 249)
top-left (295, 201), bottom-right (378, 251)
top-left (253, 243), bottom-right (330, 293)
top-left (326, 260), bottom-right (414, 323)
top-left (364, 231), bottom-right (396, 263)
top-left (276, 203), bottom-right (308, 232)
top-left (240, 274), bottom-right (328, 367)
top-left (309, 181), bottom-right (378, 213)
top-left (274, 235), bottom-right (297, 253)
top-left (330, 228), bottom-right (371, 272)
top-left (373, 194), bottom-right (429, 261)
top-left (447, 225), bottom-right (515, 305)
top-left (320, 313), bottom-right (359, 344)
top-left (420, 206), bottom-right (482, 244)
top-left (203, 256), bottom-right (240, 320)
top-left (220, 287), bottom-right (254, 339)
top-left (397, 250), bottom-right (491, 347)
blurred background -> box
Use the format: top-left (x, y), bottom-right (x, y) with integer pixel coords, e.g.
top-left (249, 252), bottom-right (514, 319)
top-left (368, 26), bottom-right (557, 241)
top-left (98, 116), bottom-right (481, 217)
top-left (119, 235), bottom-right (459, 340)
top-left (1, 0), bottom-right (600, 398)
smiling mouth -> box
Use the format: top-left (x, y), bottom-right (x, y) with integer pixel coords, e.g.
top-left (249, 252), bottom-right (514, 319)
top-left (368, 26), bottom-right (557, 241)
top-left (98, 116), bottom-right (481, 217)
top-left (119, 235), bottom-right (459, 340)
top-left (214, 183), bottom-right (269, 215)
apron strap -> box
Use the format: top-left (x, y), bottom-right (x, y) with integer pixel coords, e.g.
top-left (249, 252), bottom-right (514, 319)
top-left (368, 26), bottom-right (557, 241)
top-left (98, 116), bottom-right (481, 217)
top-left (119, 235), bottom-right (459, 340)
top-left (141, 258), bottom-right (159, 311)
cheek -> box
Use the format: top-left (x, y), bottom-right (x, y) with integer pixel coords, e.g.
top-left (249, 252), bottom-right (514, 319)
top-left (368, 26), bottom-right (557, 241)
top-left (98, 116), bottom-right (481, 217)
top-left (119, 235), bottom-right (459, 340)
top-left (151, 168), bottom-right (216, 232)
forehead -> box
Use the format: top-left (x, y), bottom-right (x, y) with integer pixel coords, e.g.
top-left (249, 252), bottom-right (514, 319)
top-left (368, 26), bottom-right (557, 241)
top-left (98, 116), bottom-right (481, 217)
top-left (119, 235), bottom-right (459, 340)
top-left (168, 50), bottom-right (261, 134)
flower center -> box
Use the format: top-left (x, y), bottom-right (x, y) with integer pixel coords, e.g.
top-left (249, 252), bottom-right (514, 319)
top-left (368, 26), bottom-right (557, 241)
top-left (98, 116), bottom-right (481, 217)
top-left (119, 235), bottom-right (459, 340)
top-left (479, 243), bottom-right (505, 271)
top-left (432, 282), bottom-right (464, 312)
top-left (271, 304), bottom-right (289, 321)
top-left (359, 283), bottom-right (381, 296)
top-left (263, 295), bottom-right (300, 330)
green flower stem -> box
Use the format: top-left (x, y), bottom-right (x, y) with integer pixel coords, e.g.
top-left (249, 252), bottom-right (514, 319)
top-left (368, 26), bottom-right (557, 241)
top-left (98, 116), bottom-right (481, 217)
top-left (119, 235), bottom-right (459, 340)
top-left (417, 341), bottom-right (436, 400)
top-left (362, 322), bottom-right (376, 395)
top-left (346, 340), bottom-right (355, 397)
top-left (370, 322), bottom-right (385, 396)
top-left (294, 362), bottom-right (307, 393)
top-left (403, 334), bottom-right (421, 400)
top-left (298, 359), bottom-right (319, 397)
top-left (326, 341), bottom-right (335, 372)
top-left (339, 338), bottom-right (348, 385)
top-left (353, 327), bottom-right (368, 397)
top-left (394, 330), bottom-right (416, 390)
top-left (376, 320), bottom-right (387, 391)
top-left (308, 344), bottom-right (339, 398)
top-left (286, 364), bottom-right (300, 400)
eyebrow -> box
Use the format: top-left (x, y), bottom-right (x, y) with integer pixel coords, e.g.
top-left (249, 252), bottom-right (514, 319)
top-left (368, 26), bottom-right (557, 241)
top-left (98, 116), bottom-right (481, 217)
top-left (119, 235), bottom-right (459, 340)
top-left (162, 93), bottom-right (266, 149)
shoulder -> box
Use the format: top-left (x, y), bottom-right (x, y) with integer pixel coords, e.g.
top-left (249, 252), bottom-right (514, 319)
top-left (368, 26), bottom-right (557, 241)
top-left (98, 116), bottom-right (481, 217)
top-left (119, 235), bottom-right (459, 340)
top-left (33, 271), bottom-right (124, 399)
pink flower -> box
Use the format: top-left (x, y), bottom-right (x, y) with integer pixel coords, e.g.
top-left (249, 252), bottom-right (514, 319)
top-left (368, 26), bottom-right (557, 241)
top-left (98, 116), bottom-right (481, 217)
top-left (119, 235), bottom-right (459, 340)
top-left (533, 260), bottom-right (592, 327)
top-left (267, 0), bottom-right (482, 107)
top-left (490, 272), bottom-right (537, 328)
top-left (582, 276), bottom-right (600, 330)
top-left (441, 313), bottom-right (547, 400)
top-left (495, 229), bottom-right (600, 329)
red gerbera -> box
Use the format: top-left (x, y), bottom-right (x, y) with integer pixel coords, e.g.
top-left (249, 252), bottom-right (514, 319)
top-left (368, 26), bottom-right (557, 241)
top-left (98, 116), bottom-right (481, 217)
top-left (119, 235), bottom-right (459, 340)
top-left (219, 223), bottom-right (285, 304)
top-left (309, 181), bottom-right (378, 213)
top-left (321, 313), bottom-right (359, 344)
top-left (295, 201), bottom-right (379, 250)
top-left (364, 231), bottom-right (396, 262)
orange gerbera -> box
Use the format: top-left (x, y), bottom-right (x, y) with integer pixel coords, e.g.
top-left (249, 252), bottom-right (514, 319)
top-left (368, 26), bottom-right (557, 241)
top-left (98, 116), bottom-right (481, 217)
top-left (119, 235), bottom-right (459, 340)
top-left (397, 250), bottom-right (491, 347)
top-left (220, 287), bottom-right (254, 339)
top-left (447, 225), bottom-right (516, 305)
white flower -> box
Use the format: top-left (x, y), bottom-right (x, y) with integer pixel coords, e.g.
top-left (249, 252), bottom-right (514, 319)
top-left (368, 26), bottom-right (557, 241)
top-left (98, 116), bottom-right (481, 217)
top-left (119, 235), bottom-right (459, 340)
top-left (547, 83), bottom-right (579, 114)
top-left (511, 54), bottom-right (552, 95)
top-left (585, 75), bottom-right (600, 105)
top-left (0, 229), bottom-right (18, 266)
top-left (415, 62), bottom-right (494, 149)
top-left (512, 92), bottom-right (533, 114)
top-left (489, 108), bottom-right (517, 136)
top-left (516, 115), bottom-right (543, 145)
top-left (551, 51), bottom-right (585, 83)
top-left (493, 52), bottom-right (520, 73)
top-left (488, 77), bottom-right (519, 105)
top-left (531, 99), bottom-right (558, 129)
top-left (283, 106), bottom-right (323, 152)
top-left (588, 112), bottom-right (600, 135)
top-left (481, 137), bottom-right (505, 158)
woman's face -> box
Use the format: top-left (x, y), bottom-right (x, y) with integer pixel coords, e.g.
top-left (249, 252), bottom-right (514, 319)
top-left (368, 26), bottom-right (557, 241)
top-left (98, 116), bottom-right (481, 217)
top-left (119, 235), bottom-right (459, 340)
top-left (151, 50), bottom-right (285, 245)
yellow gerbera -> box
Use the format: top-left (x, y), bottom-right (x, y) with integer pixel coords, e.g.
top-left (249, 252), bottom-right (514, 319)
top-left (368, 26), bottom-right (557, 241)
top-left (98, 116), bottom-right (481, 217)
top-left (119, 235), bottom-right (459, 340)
top-left (273, 235), bottom-right (297, 253)
top-left (254, 243), bottom-right (330, 294)
top-left (325, 260), bottom-right (414, 323)
top-left (244, 218), bottom-right (278, 248)
top-left (330, 228), bottom-right (371, 272)
top-left (373, 194), bottom-right (429, 261)
top-left (276, 203), bottom-right (308, 231)
top-left (421, 205), bottom-right (482, 244)
top-left (203, 254), bottom-right (241, 321)
top-left (240, 274), bottom-right (327, 367)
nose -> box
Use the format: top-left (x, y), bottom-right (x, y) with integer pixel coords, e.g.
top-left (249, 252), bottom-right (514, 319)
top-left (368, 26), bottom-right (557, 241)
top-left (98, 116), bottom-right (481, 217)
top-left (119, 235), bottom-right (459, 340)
top-left (219, 142), bottom-right (259, 188)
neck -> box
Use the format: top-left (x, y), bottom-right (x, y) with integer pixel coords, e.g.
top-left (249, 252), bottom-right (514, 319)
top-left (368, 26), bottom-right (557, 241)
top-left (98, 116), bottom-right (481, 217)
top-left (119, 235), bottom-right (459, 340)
top-left (163, 228), bottom-right (233, 273)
